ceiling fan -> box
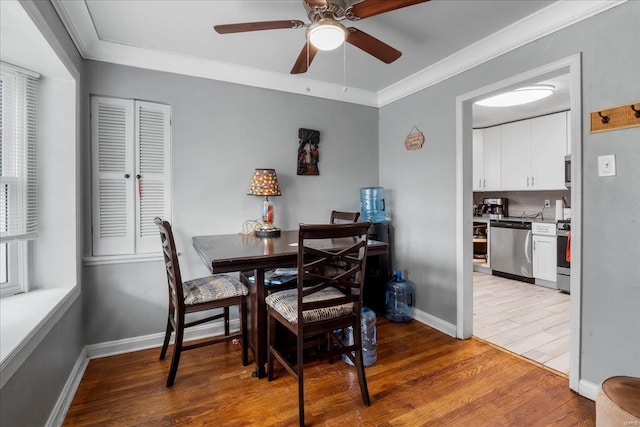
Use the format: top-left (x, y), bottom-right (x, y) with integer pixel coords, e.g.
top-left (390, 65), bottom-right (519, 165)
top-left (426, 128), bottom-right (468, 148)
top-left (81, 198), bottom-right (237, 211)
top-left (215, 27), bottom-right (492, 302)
top-left (213, 0), bottom-right (430, 74)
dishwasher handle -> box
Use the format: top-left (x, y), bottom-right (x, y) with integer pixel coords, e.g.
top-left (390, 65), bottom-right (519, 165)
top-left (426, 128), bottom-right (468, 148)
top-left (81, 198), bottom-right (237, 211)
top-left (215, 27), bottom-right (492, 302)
top-left (524, 230), bottom-right (532, 264)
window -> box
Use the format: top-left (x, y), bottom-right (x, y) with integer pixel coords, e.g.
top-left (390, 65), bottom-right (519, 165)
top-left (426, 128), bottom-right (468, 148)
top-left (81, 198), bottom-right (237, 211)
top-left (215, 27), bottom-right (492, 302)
top-left (0, 63), bottom-right (38, 297)
top-left (91, 96), bottom-right (171, 256)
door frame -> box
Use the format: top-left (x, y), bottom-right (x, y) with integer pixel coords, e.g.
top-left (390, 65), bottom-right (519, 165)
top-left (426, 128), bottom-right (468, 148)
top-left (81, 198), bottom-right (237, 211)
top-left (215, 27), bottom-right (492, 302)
top-left (455, 54), bottom-right (583, 392)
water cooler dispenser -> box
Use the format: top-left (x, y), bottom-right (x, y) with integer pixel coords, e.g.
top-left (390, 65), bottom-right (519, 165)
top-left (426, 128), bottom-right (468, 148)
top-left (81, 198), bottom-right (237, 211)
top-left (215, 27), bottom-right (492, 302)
top-left (359, 187), bottom-right (391, 315)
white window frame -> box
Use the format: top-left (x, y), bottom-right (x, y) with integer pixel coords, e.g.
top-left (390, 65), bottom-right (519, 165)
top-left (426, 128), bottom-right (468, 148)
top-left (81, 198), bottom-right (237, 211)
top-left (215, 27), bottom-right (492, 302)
top-left (1, 63), bottom-right (38, 298)
top-left (0, 241), bottom-right (31, 297)
top-left (90, 96), bottom-right (171, 258)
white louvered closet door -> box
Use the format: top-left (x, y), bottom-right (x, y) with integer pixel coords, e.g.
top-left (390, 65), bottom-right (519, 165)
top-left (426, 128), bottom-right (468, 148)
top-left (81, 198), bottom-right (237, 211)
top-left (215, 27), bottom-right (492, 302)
top-left (91, 97), bottom-right (135, 256)
top-left (134, 101), bottom-right (171, 254)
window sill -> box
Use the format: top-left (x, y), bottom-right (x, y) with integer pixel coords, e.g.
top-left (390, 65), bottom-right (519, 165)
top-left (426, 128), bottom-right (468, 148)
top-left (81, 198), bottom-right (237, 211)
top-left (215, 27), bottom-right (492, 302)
top-left (0, 286), bottom-right (80, 388)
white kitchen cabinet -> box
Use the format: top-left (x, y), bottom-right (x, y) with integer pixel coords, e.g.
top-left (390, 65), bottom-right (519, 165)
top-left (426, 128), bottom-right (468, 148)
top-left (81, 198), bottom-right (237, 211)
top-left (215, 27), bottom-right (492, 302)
top-left (482, 126), bottom-right (502, 190)
top-left (474, 112), bottom-right (567, 192)
top-left (533, 235), bottom-right (557, 282)
top-left (532, 222), bottom-right (557, 283)
top-left (531, 112), bottom-right (567, 190)
top-left (473, 129), bottom-right (484, 191)
top-left (501, 120), bottom-right (532, 190)
top-left (500, 112), bottom-right (568, 191)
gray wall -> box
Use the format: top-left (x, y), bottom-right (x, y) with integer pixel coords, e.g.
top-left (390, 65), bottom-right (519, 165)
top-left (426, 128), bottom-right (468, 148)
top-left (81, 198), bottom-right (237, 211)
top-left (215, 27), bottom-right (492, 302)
top-left (0, 300), bottom-right (83, 427)
top-left (379, 2), bottom-right (640, 386)
top-left (1, 2), bottom-right (86, 425)
top-left (82, 62), bottom-right (379, 344)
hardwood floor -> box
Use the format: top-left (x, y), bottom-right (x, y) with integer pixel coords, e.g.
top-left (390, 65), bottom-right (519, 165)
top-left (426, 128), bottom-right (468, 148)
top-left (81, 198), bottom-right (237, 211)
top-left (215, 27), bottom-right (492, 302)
top-left (64, 318), bottom-right (593, 426)
top-left (473, 272), bottom-right (571, 375)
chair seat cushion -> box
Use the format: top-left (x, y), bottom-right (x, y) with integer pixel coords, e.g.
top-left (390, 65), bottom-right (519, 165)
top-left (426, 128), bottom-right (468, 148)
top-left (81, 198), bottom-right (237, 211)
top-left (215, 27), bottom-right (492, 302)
top-left (183, 275), bottom-right (248, 305)
top-left (265, 287), bottom-right (353, 324)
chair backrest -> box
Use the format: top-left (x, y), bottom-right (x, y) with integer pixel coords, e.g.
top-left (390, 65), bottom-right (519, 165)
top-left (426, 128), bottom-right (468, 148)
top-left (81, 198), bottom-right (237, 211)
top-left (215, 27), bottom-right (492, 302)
top-left (330, 210), bottom-right (361, 224)
top-left (297, 222), bottom-right (371, 322)
top-left (155, 217), bottom-right (185, 313)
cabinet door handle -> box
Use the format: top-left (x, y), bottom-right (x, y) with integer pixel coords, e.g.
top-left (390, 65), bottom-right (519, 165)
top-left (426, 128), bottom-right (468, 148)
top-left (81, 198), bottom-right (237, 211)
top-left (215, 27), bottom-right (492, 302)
top-left (531, 176), bottom-right (535, 187)
top-left (527, 176), bottom-right (530, 187)
top-left (483, 179), bottom-right (486, 189)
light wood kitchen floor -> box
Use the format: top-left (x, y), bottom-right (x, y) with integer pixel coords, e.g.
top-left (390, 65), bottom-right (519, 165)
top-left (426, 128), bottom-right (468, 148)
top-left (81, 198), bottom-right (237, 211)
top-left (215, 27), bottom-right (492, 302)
top-left (473, 271), bottom-right (570, 375)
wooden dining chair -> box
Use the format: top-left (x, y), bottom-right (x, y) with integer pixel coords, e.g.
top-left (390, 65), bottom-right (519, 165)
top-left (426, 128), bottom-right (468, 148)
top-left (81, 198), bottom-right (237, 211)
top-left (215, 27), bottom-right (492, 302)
top-left (265, 222), bottom-right (372, 426)
top-left (330, 210), bottom-right (361, 224)
top-left (155, 217), bottom-right (248, 387)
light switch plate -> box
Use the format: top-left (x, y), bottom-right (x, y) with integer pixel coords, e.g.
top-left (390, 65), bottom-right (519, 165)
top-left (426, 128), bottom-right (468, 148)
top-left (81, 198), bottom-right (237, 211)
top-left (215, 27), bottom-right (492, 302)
top-left (598, 154), bottom-right (616, 177)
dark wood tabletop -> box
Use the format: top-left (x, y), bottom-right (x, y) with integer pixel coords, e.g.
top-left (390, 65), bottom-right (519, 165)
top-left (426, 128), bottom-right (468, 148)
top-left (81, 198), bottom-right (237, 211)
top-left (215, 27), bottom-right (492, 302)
top-left (192, 230), bottom-right (389, 274)
top-left (192, 230), bottom-right (389, 378)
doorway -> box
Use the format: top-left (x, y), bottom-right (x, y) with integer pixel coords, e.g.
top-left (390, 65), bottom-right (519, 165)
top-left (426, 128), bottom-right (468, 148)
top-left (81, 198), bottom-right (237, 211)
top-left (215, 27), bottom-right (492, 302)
top-left (455, 55), bottom-right (583, 391)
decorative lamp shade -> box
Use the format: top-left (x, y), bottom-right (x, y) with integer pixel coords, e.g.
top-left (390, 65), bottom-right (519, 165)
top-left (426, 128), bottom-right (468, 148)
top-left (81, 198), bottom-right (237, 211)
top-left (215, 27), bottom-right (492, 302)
top-left (247, 169), bottom-right (281, 197)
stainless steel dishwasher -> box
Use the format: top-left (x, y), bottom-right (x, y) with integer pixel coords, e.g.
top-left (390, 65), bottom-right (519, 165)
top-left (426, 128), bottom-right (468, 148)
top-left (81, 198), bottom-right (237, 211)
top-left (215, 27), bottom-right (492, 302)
top-left (489, 220), bottom-right (534, 283)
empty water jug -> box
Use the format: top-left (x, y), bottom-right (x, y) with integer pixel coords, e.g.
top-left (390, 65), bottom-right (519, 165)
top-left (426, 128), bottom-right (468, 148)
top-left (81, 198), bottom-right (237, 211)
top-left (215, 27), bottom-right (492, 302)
top-left (360, 187), bottom-right (386, 223)
top-left (342, 306), bottom-right (377, 367)
top-left (385, 270), bottom-right (415, 322)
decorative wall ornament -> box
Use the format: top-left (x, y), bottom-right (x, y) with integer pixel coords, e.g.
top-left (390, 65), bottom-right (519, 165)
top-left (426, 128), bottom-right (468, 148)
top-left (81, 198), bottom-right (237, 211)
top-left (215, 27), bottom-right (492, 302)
top-left (404, 125), bottom-right (425, 150)
top-left (297, 128), bottom-right (320, 175)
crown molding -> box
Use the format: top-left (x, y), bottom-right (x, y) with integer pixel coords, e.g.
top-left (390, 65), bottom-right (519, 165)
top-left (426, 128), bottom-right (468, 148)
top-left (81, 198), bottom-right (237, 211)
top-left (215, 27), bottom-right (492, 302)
top-left (377, 0), bottom-right (627, 107)
top-left (50, 0), bottom-right (377, 106)
top-left (52, 0), bottom-right (626, 108)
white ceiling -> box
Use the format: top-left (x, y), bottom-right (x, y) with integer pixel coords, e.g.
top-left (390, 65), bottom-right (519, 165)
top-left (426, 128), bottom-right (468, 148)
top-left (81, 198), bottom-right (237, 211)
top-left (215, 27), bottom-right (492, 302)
top-left (51, 1), bottom-right (619, 116)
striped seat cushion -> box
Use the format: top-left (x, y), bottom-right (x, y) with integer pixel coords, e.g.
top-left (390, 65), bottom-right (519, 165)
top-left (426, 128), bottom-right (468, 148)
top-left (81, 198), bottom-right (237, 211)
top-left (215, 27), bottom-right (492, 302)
top-left (183, 275), bottom-right (248, 305)
top-left (265, 287), bottom-right (353, 324)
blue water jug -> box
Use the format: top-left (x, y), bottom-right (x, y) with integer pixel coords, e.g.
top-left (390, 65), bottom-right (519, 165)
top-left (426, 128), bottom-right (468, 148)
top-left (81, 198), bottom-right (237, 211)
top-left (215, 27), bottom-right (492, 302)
top-left (385, 270), bottom-right (415, 322)
top-left (360, 187), bottom-right (386, 223)
top-left (342, 306), bottom-right (377, 367)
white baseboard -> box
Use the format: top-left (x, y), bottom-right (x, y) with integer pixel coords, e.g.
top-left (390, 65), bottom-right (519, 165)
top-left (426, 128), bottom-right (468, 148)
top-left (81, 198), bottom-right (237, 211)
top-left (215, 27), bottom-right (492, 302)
top-left (412, 307), bottom-right (457, 338)
top-left (86, 320), bottom-right (239, 359)
top-left (46, 347), bottom-right (89, 427)
top-left (579, 378), bottom-right (600, 401)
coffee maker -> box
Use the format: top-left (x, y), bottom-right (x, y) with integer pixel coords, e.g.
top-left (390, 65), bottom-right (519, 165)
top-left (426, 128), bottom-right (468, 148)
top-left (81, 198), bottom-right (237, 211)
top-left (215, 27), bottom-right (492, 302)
top-left (482, 197), bottom-right (508, 219)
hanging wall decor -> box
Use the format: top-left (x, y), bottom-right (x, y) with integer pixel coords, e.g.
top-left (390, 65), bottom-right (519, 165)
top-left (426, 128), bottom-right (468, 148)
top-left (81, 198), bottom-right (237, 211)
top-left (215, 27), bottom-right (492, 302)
top-left (404, 125), bottom-right (425, 150)
top-left (297, 128), bottom-right (320, 176)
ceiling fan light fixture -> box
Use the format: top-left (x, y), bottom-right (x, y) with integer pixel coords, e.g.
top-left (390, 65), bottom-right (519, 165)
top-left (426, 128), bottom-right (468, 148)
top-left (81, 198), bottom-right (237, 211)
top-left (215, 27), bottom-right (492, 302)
top-left (475, 85), bottom-right (556, 107)
top-left (308, 19), bottom-right (346, 51)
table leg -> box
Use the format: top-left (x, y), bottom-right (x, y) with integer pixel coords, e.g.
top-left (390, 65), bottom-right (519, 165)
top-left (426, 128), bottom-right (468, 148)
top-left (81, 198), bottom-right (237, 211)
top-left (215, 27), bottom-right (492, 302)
top-left (247, 268), bottom-right (267, 378)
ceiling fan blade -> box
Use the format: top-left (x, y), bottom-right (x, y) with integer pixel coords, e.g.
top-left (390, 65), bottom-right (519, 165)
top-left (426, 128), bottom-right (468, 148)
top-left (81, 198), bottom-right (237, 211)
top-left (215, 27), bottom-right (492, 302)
top-left (346, 28), bottom-right (402, 64)
top-left (214, 20), bottom-right (304, 34)
top-left (291, 41), bottom-right (319, 74)
top-left (349, 0), bottom-right (430, 19)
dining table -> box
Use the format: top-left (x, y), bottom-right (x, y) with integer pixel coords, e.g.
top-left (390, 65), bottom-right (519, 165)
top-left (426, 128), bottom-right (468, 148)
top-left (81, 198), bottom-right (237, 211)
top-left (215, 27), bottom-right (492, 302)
top-left (192, 229), bottom-right (389, 378)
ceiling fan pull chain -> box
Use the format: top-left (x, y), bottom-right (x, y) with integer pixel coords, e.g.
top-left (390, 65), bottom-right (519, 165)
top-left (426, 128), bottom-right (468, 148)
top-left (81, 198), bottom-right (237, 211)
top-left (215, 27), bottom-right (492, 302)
top-left (343, 42), bottom-right (347, 92)
top-left (305, 36), bottom-right (311, 92)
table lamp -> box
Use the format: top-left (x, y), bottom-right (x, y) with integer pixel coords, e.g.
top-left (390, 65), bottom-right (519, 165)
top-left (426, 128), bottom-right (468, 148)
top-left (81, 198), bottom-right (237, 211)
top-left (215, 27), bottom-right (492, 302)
top-left (247, 168), bottom-right (282, 237)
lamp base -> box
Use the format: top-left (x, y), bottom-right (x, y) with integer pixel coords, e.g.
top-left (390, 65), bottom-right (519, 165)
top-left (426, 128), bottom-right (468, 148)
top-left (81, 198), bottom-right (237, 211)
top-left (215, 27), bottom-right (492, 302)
top-left (255, 228), bottom-right (281, 238)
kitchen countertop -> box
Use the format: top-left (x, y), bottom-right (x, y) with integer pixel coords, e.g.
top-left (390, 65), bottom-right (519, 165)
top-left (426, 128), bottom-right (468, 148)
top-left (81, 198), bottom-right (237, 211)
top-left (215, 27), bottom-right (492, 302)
top-left (473, 215), bottom-right (557, 224)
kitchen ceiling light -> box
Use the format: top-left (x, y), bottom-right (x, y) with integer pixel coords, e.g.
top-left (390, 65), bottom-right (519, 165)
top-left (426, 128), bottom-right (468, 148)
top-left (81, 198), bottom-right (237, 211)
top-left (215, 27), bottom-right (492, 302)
top-left (308, 19), bottom-right (346, 51)
top-left (475, 85), bottom-right (556, 107)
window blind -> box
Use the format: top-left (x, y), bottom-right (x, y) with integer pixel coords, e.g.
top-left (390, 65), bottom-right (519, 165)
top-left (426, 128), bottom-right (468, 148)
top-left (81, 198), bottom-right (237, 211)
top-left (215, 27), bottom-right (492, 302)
top-left (0, 63), bottom-right (38, 242)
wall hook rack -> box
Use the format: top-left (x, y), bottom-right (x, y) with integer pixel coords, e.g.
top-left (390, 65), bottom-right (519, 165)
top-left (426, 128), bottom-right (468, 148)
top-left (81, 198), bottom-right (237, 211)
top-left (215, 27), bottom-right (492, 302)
top-left (590, 101), bottom-right (640, 133)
